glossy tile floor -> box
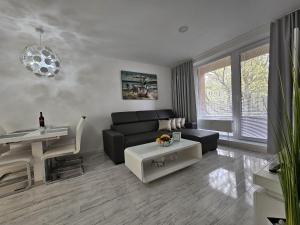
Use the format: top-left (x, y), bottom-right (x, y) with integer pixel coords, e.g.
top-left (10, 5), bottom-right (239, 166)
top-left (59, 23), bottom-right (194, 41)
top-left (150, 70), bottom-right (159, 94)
top-left (0, 146), bottom-right (275, 225)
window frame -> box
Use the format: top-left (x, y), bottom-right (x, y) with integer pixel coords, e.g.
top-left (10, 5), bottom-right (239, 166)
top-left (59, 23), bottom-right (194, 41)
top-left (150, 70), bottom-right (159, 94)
top-left (194, 38), bottom-right (270, 143)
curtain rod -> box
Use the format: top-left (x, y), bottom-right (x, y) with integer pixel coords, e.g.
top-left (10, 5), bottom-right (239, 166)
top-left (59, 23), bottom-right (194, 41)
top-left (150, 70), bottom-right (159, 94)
top-left (280, 7), bottom-right (300, 18)
top-left (289, 7), bottom-right (300, 14)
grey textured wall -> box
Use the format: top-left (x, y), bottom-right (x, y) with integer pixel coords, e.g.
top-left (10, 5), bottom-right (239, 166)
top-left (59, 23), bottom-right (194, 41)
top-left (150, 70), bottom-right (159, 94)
top-left (0, 0), bottom-right (172, 152)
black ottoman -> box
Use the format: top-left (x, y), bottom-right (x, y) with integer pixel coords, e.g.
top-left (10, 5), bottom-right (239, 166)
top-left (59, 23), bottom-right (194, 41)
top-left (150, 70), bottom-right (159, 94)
top-left (180, 129), bottom-right (219, 154)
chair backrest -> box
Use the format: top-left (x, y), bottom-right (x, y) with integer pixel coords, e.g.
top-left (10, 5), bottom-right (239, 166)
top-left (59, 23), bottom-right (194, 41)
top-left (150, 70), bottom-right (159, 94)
top-left (75, 116), bottom-right (87, 154)
top-left (0, 127), bottom-right (6, 135)
top-left (0, 127), bottom-right (8, 153)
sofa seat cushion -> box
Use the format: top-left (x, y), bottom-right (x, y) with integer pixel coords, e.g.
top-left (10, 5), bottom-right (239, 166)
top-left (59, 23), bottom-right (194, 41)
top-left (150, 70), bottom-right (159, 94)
top-left (125, 131), bottom-right (171, 148)
top-left (180, 129), bottom-right (219, 143)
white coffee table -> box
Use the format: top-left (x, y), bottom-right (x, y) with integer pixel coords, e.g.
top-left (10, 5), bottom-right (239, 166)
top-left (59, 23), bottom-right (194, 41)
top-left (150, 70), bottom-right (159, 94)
top-left (124, 139), bottom-right (202, 183)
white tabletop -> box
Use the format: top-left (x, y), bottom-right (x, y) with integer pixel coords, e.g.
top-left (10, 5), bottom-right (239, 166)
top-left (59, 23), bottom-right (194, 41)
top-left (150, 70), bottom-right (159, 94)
top-left (125, 138), bottom-right (200, 161)
top-left (0, 127), bottom-right (68, 144)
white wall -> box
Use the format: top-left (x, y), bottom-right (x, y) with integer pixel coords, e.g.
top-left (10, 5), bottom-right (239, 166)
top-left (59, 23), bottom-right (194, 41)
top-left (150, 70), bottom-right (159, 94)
top-left (0, 2), bottom-right (172, 152)
top-left (0, 53), bottom-right (172, 152)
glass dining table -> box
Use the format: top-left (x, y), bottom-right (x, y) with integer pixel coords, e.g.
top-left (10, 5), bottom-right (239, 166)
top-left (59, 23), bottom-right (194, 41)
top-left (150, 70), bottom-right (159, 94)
top-left (0, 127), bottom-right (68, 183)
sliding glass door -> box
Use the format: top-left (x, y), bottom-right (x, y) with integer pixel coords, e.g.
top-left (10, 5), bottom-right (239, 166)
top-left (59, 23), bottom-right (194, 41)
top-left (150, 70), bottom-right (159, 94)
top-left (196, 41), bottom-right (269, 142)
top-left (240, 44), bottom-right (269, 141)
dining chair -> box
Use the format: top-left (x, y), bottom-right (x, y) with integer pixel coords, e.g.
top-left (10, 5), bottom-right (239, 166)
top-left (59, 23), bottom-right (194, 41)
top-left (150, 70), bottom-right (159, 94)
top-left (0, 127), bottom-right (9, 155)
top-left (0, 151), bottom-right (33, 197)
top-left (41, 116), bottom-right (86, 183)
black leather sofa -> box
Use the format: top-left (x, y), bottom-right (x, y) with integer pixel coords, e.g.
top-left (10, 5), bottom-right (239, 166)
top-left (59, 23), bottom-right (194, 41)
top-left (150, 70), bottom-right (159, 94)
top-left (103, 109), bottom-right (219, 164)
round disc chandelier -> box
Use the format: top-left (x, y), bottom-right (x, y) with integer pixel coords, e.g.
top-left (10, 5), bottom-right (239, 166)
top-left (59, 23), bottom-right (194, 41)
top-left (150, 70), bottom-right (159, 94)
top-left (20, 27), bottom-right (61, 77)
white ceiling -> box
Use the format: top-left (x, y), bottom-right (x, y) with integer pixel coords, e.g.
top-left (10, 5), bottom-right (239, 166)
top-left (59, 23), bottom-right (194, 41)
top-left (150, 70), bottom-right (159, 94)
top-left (0, 0), bottom-right (299, 67)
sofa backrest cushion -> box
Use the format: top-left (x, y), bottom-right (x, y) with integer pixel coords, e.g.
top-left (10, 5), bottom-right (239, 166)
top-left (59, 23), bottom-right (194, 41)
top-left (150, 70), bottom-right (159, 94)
top-left (136, 110), bottom-right (158, 122)
top-left (112, 121), bottom-right (158, 135)
top-left (156, 110), bottom-right (175, 119)
top-left (111, 112), bottom-right (138, 125)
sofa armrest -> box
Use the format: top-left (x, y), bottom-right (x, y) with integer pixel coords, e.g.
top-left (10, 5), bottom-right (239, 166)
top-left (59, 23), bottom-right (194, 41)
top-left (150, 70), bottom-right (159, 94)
top-left (185, 122), bottom-right (197, 129)
top-left (102, 129), bottom-right (125, 164)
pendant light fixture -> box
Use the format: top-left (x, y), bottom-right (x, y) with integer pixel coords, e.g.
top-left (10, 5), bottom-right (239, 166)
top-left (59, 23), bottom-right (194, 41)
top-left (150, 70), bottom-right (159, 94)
top-left (20, 27), bottom-right (61, 77)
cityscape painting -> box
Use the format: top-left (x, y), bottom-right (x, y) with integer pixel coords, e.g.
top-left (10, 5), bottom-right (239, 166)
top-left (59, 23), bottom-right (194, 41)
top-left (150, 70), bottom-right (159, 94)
top-left (121, 70), bottom-right (158, 100)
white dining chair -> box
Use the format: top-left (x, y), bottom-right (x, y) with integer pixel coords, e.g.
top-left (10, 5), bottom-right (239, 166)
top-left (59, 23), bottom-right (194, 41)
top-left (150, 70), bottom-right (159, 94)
top-left (41, 116), bottom-right (86, 183)
top-left (0, 151), bottom-right (33, 197)
top-left (0, 127), bottom-right (9, 155)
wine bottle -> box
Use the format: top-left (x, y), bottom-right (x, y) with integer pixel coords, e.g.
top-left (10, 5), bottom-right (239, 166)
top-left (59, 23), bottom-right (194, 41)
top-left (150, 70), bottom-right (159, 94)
top-left (39, 112), bottom-right (45, 127)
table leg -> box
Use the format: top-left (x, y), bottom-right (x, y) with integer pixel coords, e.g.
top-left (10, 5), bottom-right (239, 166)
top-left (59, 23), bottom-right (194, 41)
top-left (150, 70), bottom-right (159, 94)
top-left (31, 142), bottom-right (44, 183)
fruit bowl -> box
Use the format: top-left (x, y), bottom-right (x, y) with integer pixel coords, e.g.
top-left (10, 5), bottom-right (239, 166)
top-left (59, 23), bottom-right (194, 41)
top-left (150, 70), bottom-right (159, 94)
top-left (156, 134), bottom-right (174, 147)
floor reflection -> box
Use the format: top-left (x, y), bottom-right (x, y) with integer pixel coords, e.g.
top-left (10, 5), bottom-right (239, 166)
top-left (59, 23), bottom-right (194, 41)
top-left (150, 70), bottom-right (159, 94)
top-left (208, 148), bottom-right (272, 206)
top-left (216, 149), bottom-right (236, 158)
top-left (209, 168), bottom-right (238, 198)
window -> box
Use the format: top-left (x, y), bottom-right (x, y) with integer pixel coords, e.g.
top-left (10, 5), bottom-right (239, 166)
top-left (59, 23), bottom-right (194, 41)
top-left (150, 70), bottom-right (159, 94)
top-left (196, 42), bottom-right (269, 142)
top-left (240, 44), bottom-right (269, 140)
top-left (198, 56), bottom-right (232, 120)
